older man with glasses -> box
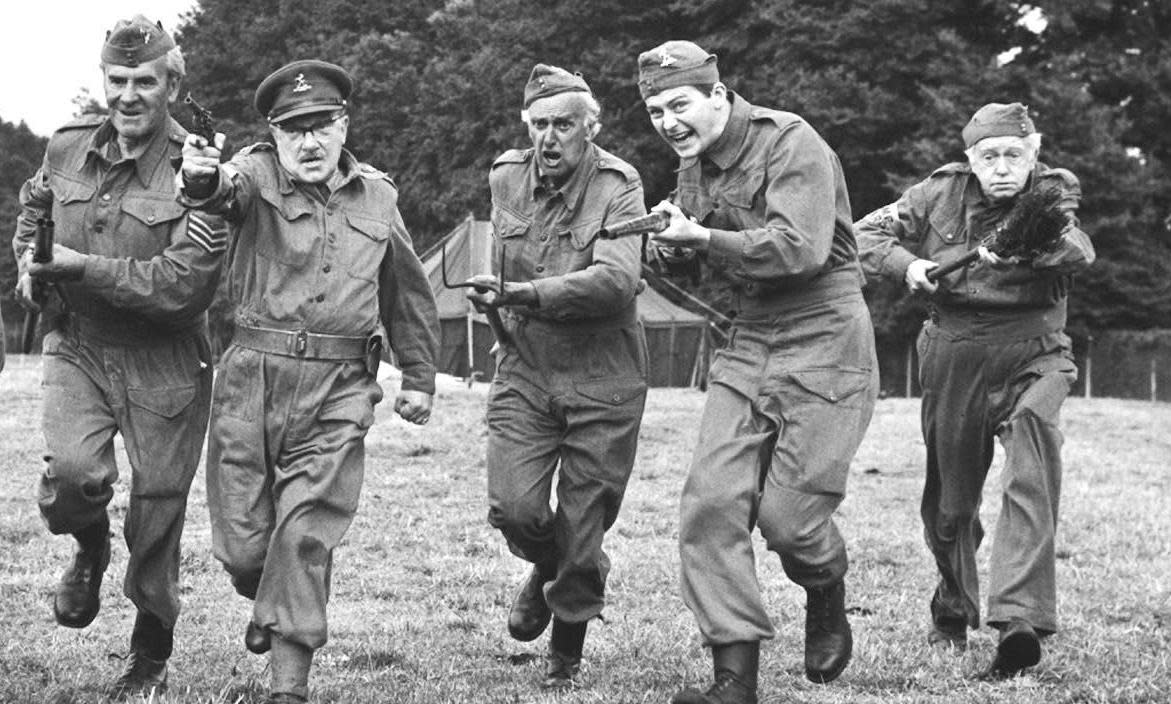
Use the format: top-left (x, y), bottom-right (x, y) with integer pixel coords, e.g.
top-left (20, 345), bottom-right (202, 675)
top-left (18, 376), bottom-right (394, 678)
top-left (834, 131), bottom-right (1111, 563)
top-left (178, 59), bottom-right (439, 704)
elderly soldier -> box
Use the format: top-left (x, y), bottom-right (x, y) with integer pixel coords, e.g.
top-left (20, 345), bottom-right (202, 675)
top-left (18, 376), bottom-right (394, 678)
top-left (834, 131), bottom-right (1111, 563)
top-left (178, 59), bottom-right (439, 704)
top-left (637, 41), bottom-right (878, 703)
top-left (12, 16), bottom-right (223, 699)
top-left (856, 102), bottom-right (1094, 678)
top-left (465, 64), bottom-right (648, 690)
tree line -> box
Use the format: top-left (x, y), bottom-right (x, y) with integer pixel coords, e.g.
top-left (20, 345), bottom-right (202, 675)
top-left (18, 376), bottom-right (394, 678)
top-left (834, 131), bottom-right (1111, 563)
top-left (2, 0), bottom-right (1168, 350)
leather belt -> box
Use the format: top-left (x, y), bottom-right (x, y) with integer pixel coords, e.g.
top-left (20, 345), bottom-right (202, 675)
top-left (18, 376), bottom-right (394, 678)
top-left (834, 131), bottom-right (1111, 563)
top-left (233, 325), bottom-right (372, 360)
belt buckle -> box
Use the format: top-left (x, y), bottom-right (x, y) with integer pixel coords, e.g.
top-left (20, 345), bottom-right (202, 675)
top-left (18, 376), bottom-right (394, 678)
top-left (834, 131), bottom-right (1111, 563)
top-left (294, 329), bottom-right (308, 355)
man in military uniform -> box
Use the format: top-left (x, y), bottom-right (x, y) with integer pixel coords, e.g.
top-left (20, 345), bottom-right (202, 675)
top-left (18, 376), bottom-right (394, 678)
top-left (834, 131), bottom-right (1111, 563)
top-left (12, 16), bottom-right (224, 699)
top-left (637, 41), bottom-right (878, 703)
top-left (465, 64), bottom-right (649, 690)
top-left (855, 102), bottom-right (1094, 678)
top-left (179, 59), bottom-right (439, 704)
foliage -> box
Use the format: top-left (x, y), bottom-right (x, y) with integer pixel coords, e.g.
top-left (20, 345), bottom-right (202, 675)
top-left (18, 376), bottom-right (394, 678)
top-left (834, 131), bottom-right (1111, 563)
top-left (4, 0), bottom-right (1169, 345)
top-left (0, 117), bottom-right (47, 347)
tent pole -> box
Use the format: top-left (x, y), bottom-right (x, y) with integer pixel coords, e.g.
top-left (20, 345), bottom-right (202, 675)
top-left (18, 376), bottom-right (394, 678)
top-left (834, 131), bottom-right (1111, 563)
top-left (466, 311), bottom-right (475, 387)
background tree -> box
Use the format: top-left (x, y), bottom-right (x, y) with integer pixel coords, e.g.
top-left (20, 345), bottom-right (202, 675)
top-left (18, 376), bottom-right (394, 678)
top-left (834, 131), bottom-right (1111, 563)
top-left (0, 118), bottom-right (48, 350)
top-left (5, 0), bottom-right (1168, 368)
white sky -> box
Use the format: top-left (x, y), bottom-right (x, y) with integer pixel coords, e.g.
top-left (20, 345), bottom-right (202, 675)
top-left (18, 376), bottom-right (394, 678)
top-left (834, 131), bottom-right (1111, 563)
top-left (0, 1), bottom-right (197, 137)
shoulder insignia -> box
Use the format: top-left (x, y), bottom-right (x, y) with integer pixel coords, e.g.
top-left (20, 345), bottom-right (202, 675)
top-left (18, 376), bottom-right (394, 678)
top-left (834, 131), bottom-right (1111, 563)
top-left (492, 148), bottom-right (532, 169)
top-left (930, 161), bottom-right (970, 178)
top-left (55, 113), bottom-right (106, 133)
top-left (747, 106), bottom-right (801, 129)
top-left (356, 162), bottom-right (397, 188)
top-left (595, 152), bottom-right (641, 184)
top-left (239, 142), bottom-right (275, 155)
top-left (1039, 166), bottom-right (1079, 190)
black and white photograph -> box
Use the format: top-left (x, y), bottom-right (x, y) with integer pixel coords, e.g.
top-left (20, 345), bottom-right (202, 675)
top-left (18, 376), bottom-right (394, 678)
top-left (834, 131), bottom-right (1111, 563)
top-left (0, 1), bottom-right (1167, 702)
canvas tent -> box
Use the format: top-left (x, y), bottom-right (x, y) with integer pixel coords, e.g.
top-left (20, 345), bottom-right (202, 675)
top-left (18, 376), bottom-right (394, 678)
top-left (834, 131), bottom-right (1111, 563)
top-left (420, 217), bottom-right (711, 386)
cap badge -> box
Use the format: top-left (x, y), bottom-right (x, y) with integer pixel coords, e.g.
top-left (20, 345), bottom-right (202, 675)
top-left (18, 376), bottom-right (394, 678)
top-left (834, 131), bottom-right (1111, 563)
top-left (293, 73), bottom-right (312, 93)
top-left (140, 28), bottom-right (153, 45)
top-left (658, 49), bottom-right (677, 67)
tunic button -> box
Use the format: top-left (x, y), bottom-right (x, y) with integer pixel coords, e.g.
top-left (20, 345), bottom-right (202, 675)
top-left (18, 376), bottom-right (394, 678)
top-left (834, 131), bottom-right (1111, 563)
top-left (101, 193), bottom-right (111, 202)
top-left (316, 293), bottom-right (325, 302)
top-left (540, 234), bottom-right (549, 242)
top-left (611, 394), bottom-right (621, 403)
top-left (147, 215), bottom-right (155, 223)
top-left (322, 264), bottom-right (331, 273)
top-left (535, 265), bottom-right (545, 273)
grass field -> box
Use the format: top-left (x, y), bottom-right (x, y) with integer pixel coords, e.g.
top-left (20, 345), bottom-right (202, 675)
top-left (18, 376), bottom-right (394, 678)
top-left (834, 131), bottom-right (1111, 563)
top-left (0, 354), bottom-right (1168, 704)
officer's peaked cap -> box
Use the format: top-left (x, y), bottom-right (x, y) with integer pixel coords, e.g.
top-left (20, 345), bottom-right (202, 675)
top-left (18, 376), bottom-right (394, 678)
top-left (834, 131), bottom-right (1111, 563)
top-left (255, 59), bottom-right (352, 124)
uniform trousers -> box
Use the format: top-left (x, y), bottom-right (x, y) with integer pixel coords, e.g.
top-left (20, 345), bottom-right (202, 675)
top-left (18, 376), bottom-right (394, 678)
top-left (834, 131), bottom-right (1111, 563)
top-left (918, 314), bottom-right (1077, 635)
top-left (37, 325), bottom-right (212, 627)
top-left (679, 289), bottom-right (877, 645)
top-left (206, 345), bottom-right (382, 649)
top-left (486, 317), bottom-right (647, 624)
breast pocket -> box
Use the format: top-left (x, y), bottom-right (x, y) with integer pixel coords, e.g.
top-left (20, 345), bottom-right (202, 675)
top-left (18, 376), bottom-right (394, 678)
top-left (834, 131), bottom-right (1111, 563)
top-left (119, 194), bottom-right (187, 259)
top-left (720, 168), bottom-right (765, 211)
top-left (341, 212), bottom-right (390, 282)
top-left (256, 188), bottom-right (316, 268)
top-left (49, 176), bottom-right (95, 248)
top-left (926, 210), bottom-right (967, 255)
top-left (492, 208), bottom-right (531, 279)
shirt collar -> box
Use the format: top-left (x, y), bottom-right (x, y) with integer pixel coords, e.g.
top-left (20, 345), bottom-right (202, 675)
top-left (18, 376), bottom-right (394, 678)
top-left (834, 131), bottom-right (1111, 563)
top-left (85, 115), bottom-right (179, 187)
top-left (528, 142), bottom-right (596, 213)
top-left (679, 91), bottom-right (749, 173)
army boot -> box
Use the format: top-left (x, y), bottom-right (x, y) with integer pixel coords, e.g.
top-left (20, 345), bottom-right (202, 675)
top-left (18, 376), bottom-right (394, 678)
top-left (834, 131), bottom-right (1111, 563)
top-left (508, 563), bottom-right (554, 641)
top-left (54, 515), bottom-right (111, 628)
top-left (804, 579), bottom-right (852, 683)
top-left (671, 641), bottom-right (759, 704)
top-left (110, 610), bottom-right (173, 700)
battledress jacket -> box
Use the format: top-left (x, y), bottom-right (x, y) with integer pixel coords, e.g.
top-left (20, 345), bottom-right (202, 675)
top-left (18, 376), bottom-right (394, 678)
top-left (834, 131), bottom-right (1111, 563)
top-left (856, 161), bottom-right (1095, 323)
top-left (672, 92), bottom-right (860, 300)
top-left (15, 114), bottom-right (222, 342)
top-left (178, 144), bottom-right (438, 393)
top-left (489, 143), bottom-right (645, 323)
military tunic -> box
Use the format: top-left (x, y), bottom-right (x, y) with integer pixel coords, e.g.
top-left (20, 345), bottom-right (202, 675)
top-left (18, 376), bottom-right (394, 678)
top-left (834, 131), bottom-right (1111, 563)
top-left (486, 143), bottom-right (648, 624)
top-left (856, 162), bottom-right (1094, 634)
top-left (671, 94), bottom-right (878, 645)
top-left (178, 144), bottom-right (439, 649)
top-left (14, 114), bottom-right (223, 628)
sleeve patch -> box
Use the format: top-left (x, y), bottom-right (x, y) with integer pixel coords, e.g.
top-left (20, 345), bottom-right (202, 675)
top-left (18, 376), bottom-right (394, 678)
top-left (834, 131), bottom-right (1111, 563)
top-left (861, 203), bottom-right (898, 228)
top-left (187, 212), bottom-right (227, 254)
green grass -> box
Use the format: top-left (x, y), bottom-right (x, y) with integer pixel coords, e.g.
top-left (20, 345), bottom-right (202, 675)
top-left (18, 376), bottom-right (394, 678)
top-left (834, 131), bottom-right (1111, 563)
top-left (1, 355), bottom-right (1168, 703)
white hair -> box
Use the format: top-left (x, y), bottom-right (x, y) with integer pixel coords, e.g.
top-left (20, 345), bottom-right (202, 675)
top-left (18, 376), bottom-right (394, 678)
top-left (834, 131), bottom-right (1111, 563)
top-left (520, 91), bottom-right (603, 138)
